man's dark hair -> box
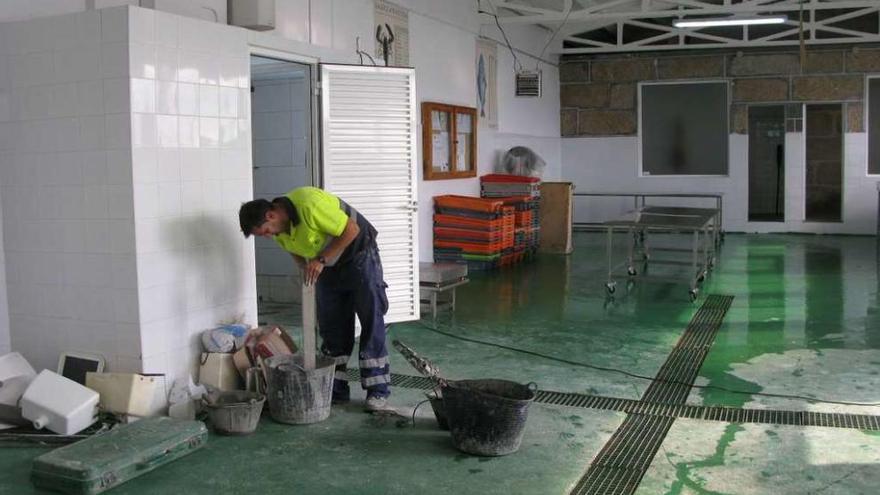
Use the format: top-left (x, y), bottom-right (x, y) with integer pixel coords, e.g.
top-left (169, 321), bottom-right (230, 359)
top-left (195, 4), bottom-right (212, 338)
top-left (239, 199), bottom-right (273, 238)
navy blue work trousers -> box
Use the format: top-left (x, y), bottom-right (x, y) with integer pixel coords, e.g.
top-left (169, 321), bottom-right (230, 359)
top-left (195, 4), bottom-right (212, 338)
top-left (316, 246), bottom-right (391, 399)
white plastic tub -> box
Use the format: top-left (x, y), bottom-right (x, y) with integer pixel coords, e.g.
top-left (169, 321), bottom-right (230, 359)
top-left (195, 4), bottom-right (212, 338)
top-left (21, 370), bottom-right (99, 435)
top-left (85, 373), bottom-right (158, 416)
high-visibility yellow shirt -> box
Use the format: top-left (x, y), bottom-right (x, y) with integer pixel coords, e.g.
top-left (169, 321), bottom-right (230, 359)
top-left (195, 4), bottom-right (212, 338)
top-left (272, 187), bottom-right (348, 259)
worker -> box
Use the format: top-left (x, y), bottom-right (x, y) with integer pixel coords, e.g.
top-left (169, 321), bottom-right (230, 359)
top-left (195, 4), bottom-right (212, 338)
top-left (238, 187), bottom-right (392, 412)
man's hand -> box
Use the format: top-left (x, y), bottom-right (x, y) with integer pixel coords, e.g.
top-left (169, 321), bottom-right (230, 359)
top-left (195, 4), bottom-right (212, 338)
top-left (304, 258), bottom-right (324, 286)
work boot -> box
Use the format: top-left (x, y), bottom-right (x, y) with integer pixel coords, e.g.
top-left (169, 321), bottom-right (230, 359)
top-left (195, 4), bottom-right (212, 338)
top-left (364, 395), bottom-right (395, 413)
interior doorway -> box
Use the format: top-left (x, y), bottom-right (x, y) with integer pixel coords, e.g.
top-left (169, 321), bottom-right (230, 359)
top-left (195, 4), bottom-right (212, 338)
top-left (805, 104), bottom-right (843, 222)
top-left (748, 105), bottom-right (786, 222)
top-left (250, 55), bottom-right (313, 321)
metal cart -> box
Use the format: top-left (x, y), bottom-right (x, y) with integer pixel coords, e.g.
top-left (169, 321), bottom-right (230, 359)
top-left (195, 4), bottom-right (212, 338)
top-left (604, 206), bottom-right (719, 301)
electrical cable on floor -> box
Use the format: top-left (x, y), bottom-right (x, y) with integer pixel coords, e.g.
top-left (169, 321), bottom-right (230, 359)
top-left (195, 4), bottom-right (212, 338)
top-left (415, 321), bottom-right (880, 408)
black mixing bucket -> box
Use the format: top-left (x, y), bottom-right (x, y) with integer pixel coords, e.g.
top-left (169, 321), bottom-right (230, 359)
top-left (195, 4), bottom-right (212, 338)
top-left (441, 379), bottom-right (536, 456)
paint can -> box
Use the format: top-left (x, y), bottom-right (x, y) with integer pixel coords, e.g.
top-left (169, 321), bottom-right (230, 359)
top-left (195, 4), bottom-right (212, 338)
top-left (265, 354), bottom-right (335, 424)
top-left (441, 379), bottom-right (536, 456)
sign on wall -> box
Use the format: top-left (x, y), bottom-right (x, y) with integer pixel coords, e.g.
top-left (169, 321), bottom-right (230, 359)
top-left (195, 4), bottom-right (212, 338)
top-left (374, 0), bottom-right (410, 67)
top-left (476, 38), bottom-right (498, 129)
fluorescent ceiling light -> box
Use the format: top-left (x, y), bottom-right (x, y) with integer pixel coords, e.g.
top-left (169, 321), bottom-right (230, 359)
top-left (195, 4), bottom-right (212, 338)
top-left (673, 16), bottom-right (787, 28)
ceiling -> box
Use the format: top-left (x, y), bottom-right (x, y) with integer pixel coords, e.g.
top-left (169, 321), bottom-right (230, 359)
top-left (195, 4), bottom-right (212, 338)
top-left (481, 0), bottom-right (880, 54)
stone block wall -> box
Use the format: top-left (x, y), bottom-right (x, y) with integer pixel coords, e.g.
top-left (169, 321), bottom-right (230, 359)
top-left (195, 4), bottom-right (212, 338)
top-left (560, 47), bottom-right (880, 137)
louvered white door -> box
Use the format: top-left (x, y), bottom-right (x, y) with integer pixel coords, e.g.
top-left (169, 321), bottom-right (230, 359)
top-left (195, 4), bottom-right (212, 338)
top-left (320, 65), bottom-right (419, 323)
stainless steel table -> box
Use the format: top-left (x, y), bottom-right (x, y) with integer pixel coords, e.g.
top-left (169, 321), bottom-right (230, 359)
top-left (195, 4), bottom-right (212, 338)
top-left (419, 262), bottom-right (469, 320)
top-left (603, 206), bottom-right (718, 301)
top-left (574, 192), bottom-right (724, 247)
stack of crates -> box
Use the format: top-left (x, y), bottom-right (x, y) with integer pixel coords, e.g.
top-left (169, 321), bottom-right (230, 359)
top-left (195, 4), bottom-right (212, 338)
top-left (433, 195), bottom-right (515, 270)
top-left (480, 174), bottom-right (541, 262)
top-left (480, 174), bottom-right (542, 199)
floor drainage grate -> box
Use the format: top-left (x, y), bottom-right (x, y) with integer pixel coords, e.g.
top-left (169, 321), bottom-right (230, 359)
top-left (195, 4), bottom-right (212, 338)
top-left (344, 371), bottom-right (880, 432)
top-left (571, 294), bottom-right (735, 495)
top-left (533, 390), bottom-right (880, 430)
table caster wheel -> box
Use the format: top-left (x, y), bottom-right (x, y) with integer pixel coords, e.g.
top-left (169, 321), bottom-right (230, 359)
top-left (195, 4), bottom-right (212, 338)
top-left (627, 267), bottom-right (637, 276)
top-left (688, 289), bottom-right (698, 302)
top-left (606, 282), bottom-right (616, 294)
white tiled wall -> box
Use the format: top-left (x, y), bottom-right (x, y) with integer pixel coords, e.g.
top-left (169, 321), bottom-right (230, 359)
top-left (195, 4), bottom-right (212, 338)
top-left (252, 77), bottom-right (310, 302)
top-left (0, 8), bottom-right (141, 372)
top-left (130, 7), bottom-right (256, 381)
top-left (0, 7), bottom-right (256, 382)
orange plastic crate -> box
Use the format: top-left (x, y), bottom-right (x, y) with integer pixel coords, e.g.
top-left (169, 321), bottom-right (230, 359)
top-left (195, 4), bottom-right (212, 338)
top-left (434, 239), bottom-right (504, 255)
top-left (434, 214), bottom-right (511, 232)
top-left (434, 227), bottom-right (503, 242)
top-left (434, 195), bottom-right (505, 213)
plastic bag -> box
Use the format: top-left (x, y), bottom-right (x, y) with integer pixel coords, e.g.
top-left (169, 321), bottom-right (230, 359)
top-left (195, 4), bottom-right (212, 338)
top-left (167, 376), bottom-right (207, 420)
top-left (200, 324), bottom-right (248, 353)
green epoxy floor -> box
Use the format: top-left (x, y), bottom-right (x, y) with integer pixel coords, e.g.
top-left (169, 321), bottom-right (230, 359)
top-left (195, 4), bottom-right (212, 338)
top-left (2, 233), bottom-right (879, 494)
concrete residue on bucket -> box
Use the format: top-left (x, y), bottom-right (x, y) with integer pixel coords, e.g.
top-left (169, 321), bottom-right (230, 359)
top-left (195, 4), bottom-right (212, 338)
top-left (442, 379), bottom-right (536, 456)
top-left (265, 354), bottom-right (335, 425)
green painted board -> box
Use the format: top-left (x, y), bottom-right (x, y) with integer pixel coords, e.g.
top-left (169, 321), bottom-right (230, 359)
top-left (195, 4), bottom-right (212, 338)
top-left (31, 417), bottom-right (207, 494)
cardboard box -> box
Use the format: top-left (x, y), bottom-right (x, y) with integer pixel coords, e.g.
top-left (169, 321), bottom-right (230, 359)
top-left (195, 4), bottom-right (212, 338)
top-left (232, 326), bottom-right (297, 378)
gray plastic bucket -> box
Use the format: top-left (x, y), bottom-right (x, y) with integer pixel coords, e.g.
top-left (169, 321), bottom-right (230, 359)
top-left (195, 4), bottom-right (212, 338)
top-left (265, 354), bottom-right (335, 425)
top-left (203, 390), bottom-right (265, 436)
top-left (441, 379), bottom-right (536, 456)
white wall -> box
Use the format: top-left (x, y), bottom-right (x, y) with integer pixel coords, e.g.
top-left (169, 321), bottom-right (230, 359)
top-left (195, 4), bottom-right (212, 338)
top-left (0, 9), bottom-right (142, 372)
top-left (129, 8), bottom-right (256, 381)
top-left (562, 132), bottom-right (879, 234)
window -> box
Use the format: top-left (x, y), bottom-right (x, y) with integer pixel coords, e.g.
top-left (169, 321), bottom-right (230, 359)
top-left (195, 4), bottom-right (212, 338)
top-left (640, 82), bottom-right (729, 176)
top-left (869, 77), bottom-right (880, 175)
top-left (421, 102), bottom-right (477, 180)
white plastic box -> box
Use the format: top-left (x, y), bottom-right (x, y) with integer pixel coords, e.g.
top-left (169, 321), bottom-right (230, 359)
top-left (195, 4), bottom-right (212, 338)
top-left (85, 373), bottom-right (158, 417)
top-left (21, 370), bottom-right (99, 435)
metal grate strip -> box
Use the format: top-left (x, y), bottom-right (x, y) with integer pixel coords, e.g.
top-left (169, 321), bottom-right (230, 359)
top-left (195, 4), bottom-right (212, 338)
top-left (572, 295), bottom-right (733, 495)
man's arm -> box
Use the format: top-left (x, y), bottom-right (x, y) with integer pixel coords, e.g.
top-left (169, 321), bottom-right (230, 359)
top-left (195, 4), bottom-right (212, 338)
top-left (304, 217), bottom-right (360, 286)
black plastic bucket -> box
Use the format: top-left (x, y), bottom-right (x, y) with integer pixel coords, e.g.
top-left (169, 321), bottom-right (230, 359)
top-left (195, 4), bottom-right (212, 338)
top-left (441, 379), bottom-right (536, 456)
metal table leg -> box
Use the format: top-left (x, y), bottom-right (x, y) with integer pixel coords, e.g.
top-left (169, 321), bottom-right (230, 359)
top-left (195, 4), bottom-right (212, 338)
top-left (605, 226), bottom-right (616, 294)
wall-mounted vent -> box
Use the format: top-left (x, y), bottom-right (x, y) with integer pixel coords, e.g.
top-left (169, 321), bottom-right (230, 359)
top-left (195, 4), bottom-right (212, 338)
top-left (515, 70), bottom-right (541, 97)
